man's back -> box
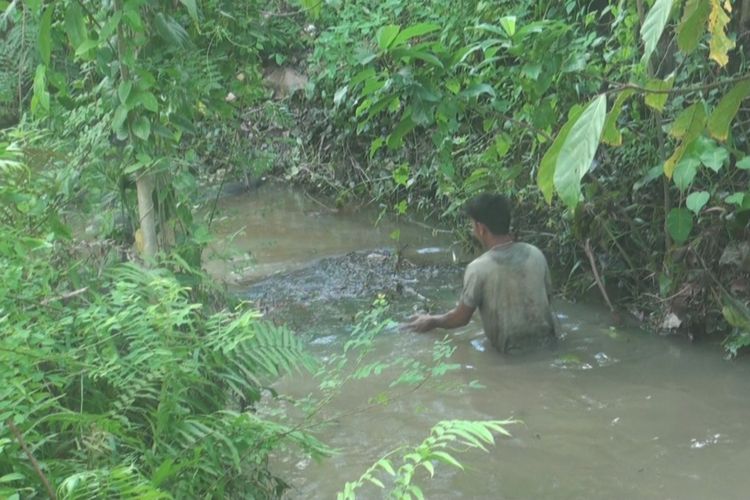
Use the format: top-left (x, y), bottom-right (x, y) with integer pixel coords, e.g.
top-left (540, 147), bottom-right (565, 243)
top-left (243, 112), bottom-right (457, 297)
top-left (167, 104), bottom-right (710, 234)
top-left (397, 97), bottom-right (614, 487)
top-left (461, 242), bottom-right (556, 353)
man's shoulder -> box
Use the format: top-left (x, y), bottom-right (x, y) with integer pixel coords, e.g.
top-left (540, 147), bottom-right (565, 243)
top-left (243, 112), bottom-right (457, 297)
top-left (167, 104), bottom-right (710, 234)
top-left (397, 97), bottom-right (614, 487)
top-left (514, 242), bottom-right (546, 259)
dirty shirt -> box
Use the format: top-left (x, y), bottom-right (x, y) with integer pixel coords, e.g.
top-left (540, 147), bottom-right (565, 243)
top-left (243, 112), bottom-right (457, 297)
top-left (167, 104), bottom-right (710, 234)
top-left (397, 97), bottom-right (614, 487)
top-left (460, 242), bottom-right (556, 353)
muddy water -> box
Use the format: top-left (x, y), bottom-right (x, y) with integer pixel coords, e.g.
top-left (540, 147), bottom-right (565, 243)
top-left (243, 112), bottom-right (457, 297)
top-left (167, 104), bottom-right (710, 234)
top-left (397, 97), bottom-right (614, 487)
top-left (210, 185), bottom-right (750, 500)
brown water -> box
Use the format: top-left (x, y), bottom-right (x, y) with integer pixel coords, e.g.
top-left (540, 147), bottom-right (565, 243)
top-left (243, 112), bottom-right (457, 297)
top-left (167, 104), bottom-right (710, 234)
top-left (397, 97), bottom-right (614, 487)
top-left (209, 185), bottom-right (750, 500)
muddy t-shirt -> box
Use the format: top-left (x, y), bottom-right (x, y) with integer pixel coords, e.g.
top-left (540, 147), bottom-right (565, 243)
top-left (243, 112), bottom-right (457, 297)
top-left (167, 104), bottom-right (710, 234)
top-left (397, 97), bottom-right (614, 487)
top-left (460, 242), bottom-right (556, 353)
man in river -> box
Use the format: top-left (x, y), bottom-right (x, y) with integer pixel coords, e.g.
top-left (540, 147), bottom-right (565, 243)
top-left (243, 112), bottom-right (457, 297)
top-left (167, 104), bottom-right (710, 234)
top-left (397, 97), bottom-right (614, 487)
top-left (402, 193), bottom-right (557, 353)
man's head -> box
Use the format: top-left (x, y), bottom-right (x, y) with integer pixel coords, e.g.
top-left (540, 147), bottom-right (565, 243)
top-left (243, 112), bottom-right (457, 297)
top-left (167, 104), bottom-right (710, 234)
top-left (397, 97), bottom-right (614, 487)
top-left (464, 193), bottom-right (511, 243)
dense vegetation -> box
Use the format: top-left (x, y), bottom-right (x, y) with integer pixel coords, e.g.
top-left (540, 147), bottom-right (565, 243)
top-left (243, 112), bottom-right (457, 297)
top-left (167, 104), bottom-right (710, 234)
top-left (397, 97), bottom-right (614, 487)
top-left (2, 0), bottom-right (750, 497)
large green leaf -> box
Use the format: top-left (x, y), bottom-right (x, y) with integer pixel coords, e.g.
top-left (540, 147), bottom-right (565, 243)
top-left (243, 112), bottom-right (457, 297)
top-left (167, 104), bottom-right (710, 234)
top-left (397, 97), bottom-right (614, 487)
top-left (118, 81), bottom-right (133, 105)
top-left (132, 116), bottom-right (151, 140)
top-left (537, 105), bottom-right (583, 204)
top-left (378, 25), bottom-right (401, 51)
top-left (391, 23), bottom-right (440, 48)
top-left (707, 80), bottom-right (750, 142)
top-left (64, 2), bottom-right (87, 49)
top-left (39, 5), bottom-right (53, 66)
top-left (602, 89), bottom-right (635, 146)
top-left (553, 95), bottom-right (607, 209)
top-left (686, 191), bottom-right (710, 215)
top-left (677, 0), bottom-right (710, 54)
top-left (697, 138), bottom-right (728, 172)
top-left (673, 157), bottom-right (699, 192)
top-left (667, 208), bottom-right (693, 244)
top-left (640, 0), bottom-right (674, 65)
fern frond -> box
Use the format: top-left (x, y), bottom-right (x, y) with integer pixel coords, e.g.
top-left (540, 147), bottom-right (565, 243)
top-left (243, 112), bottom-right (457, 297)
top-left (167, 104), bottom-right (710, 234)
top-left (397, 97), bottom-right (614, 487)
top-left (58, 465), bottom-right (171, 500)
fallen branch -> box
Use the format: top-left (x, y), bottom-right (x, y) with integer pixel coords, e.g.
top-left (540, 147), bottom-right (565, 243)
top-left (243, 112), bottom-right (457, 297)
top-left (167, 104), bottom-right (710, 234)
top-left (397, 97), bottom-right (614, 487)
top-left (40, 287), bottom-right (88, 306)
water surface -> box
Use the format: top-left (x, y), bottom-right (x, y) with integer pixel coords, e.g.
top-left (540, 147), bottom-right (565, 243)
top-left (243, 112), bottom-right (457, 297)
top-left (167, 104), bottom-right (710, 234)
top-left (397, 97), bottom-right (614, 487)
top-left (210, 185), bottom-right (750, 499)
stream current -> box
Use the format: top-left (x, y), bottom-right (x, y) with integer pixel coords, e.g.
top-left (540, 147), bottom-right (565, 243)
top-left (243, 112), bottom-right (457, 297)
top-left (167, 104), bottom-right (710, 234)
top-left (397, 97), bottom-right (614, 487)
top-left (205, 185), bottom-right (750, 500)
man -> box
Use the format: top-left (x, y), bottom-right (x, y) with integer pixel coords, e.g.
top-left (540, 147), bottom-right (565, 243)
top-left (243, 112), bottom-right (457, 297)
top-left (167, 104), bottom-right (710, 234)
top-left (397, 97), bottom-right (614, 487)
top-left (402, 193), bottom-right (557, 353)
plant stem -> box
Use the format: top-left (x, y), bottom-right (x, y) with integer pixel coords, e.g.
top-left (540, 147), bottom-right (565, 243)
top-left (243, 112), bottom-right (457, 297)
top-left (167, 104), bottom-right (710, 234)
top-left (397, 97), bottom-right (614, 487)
top-left (7, 418), bottom-right (58, 499)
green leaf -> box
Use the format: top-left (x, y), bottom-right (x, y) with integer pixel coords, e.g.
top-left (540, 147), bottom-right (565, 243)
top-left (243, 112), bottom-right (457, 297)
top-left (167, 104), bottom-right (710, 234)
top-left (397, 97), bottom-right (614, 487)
top-left (390, 48), bottom-right (444, 68)
top-left (31, 64), bottom-right (49, 115)
top-left (370, 137), bottom-right (385, 159)
top-left (387, 115), bottom-right (416, 149)
top-left (499, 16), bottom-right (517, 36)
top-left (39, 5), bottom-right (53, 66)
top-left (0, 473), bottom-right (25, 483)
top-left (677, 0), bottom-right (711, 54)
top-left (538, 104), bottom-right (584, 204)
top-left (725, 192), bottom-right (745, 205)
top-left (132, 116), bottom-right (151, 140)
top-left (393, 163), bottom-right (409, 186)
top-left (707, 80), bottom-right (750, 142)
top-left (459, 83), bottom-right (495, 99)
top-left (664, 103), bottom-right (706, 178)
top-left (25, 0), bottom-right (41, 15)
top-left (553, 94), bottom-right (607, 209)
top-left (391, 23), bottom-right (440, 47)
top-left (112, 104), bottom-right (129, 132)
top-left (602, 89), bottom-right (635, 146)
top-left (670, 101), bottom-right (706, 138)
top-left (154, 13), bottom-right (190, 48)
top-left (644, 76), bottom-right (674, 111)
top-left (377, 25), bottom-right (401, 51)
top-left (640, 0), bottom-right (675, 65)
top-left (736, 157), bottom-right (750, 170)
top-left (686, 191), bottom-right (710, 214)
top-left (139, 92), bottom-right (159, 113)
top-left (118, 81), bottom-right (133, 104)
top-left (698, 139), bottom-right (728, 172)
top-left (179, 0), bottom-right (199, 22)
top-left (75, 39), bottom-right (99, 57)
top-left (350, 68), bottom-right (376, 88)
top-left (667, 208), bottom-right (693, 244)
top-left (430, 451), bottom-right (464, 469)
top-left (64, 2), bottom-right (87, 49)
top-left (673, 157), bottom-right (699, 191)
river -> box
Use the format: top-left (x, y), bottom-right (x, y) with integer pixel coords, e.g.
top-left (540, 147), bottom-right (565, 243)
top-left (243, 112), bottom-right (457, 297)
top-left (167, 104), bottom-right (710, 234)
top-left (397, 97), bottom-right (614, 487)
top-left (207, 185), bottom-right (750, 500)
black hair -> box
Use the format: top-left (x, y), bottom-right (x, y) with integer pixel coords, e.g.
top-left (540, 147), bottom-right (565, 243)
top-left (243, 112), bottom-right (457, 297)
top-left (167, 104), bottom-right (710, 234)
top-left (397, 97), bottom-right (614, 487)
top-left (463, 193), bottom-right (511, 235)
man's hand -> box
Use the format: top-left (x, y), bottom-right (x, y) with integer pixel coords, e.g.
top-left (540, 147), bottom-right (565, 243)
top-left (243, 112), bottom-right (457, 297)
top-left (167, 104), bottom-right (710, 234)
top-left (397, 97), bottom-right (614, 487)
top-left (400, 314), bottom-right (437, 333)
top-left (400, 303), bottom-right (475, 333)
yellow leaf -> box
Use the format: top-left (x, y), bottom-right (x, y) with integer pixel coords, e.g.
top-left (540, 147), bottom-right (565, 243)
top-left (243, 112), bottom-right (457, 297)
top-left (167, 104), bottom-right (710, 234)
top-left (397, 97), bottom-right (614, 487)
top-left (708, 0), bottom-right (735, 67)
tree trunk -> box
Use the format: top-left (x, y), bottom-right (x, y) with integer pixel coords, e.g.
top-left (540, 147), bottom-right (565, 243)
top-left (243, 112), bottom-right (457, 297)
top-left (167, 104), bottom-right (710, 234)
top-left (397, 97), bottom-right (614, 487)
top-left (136, 172), bottom-right (158, 262)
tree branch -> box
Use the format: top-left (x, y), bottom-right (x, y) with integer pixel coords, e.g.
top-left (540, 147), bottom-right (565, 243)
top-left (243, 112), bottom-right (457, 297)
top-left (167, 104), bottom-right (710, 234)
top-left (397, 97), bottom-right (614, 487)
top-left (602, 73), bottom-right (750, 96)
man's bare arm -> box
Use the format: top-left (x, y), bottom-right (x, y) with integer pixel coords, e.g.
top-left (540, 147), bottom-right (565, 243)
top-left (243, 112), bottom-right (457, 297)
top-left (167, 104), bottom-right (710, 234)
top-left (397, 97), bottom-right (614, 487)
top-left (401, 302), bottom-right (475, 333)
